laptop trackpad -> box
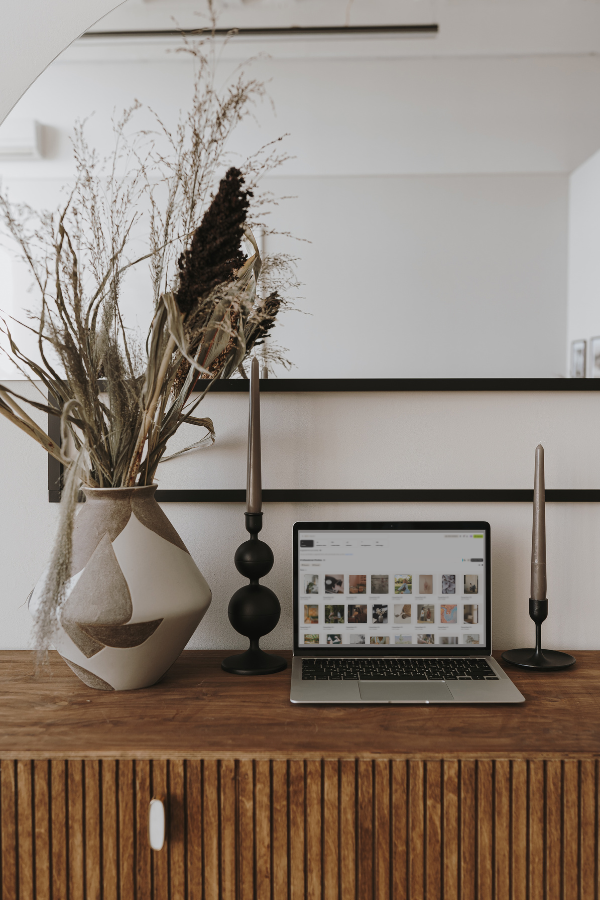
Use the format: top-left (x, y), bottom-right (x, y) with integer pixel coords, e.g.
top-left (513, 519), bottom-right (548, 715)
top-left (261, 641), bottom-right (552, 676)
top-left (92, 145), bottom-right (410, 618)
top-left (359, 681), bottom-right (453, 703)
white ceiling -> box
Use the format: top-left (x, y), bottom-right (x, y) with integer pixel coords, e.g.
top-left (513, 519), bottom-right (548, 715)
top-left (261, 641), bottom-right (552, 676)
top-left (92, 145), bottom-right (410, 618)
top-left (90, 0), bottom-right (600, 57)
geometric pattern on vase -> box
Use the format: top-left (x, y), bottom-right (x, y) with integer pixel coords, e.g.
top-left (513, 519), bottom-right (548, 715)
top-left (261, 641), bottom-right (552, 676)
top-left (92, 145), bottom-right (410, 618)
top-left (61, 657), bottom-right (116, 691)
top-left (30, 485), bottom-right (211, 691)
top-left (61, 533), bottom-right (137, 658)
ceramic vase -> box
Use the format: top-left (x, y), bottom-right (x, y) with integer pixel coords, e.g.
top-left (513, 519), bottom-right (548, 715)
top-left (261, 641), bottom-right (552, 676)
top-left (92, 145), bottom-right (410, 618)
top-left (30, 484), bottom-right (211, 691)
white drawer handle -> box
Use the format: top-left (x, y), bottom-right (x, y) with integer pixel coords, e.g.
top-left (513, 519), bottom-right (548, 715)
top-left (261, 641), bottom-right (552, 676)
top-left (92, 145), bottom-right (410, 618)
top-left (149, 799), bottom-right (165, 851)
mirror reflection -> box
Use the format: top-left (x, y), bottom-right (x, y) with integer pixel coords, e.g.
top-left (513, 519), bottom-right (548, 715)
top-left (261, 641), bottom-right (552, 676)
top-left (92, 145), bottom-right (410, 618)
top-left (2, 0), bottom-right (600, 379)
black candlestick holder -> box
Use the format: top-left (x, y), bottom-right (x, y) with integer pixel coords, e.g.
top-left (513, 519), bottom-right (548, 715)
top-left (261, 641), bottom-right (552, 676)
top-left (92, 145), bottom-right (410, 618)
top-left (501, 599), bottom-right (576, 670)
top-left (222, 512), bottom-right (287, 676)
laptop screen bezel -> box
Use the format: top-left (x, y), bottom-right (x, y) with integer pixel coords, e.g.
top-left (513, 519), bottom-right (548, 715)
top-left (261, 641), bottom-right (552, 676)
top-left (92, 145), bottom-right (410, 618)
top-left (293, 521), bottom-right (492, 656)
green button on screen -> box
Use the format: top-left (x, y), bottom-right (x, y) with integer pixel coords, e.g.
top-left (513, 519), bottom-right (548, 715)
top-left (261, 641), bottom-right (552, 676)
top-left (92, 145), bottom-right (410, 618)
top-left (473, 534), bottom-right (483, 538)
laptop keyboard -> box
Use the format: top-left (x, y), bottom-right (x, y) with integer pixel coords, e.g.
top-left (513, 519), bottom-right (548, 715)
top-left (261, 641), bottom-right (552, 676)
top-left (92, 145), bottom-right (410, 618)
top-left (301, 657), bottom-right (498, 681)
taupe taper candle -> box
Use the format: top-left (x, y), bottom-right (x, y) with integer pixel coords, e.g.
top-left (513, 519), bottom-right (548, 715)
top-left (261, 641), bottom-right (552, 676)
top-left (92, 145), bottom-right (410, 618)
top-left (246, 356), bottom-right (262, 514)
top-left (531, 443), bottom-right (547, 601)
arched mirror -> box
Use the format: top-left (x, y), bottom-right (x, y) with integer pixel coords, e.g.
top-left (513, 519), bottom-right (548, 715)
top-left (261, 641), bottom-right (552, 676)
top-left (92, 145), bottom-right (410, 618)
top-left (1, 0), bottom-right (600, 380)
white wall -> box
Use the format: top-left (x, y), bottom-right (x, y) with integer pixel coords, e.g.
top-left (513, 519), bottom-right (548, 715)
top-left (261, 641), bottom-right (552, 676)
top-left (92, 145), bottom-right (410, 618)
top-left (2, 382), bottom-right (599, 653)
top-left (268, 174), bottom-right (567, 378)
top-left (567, 148), bottom-right (600, 376)
top-left (6, 43), bottom-right (600, 176)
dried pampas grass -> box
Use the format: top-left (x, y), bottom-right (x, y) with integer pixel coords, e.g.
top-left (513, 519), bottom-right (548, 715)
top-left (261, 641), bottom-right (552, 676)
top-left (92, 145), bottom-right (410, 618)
top-left (0, 29), bottom-right (298, 654)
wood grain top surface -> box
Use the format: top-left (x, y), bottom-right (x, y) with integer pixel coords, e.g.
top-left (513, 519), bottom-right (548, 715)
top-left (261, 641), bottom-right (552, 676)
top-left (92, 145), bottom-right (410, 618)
top-left (0, 650), bottom-right (597, 759)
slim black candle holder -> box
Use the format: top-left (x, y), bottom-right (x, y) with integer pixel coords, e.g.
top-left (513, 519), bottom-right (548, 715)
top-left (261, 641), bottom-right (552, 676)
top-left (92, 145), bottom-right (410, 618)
top-left (501, 599), bottom-right (576, 670)
top-left (221, 512), bottom-right (287, 676)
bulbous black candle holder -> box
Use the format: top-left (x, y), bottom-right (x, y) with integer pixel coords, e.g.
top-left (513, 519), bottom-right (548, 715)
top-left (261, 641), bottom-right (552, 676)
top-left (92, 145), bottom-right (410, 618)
top-left (221, 512), bottom-right (287, 675)
top-left (502, 599), bottom-right (576, 670)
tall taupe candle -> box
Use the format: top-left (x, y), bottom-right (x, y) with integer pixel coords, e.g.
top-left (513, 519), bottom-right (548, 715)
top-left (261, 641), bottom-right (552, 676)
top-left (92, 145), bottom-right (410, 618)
top-left (531, 443), bottom-right (547, 601)
top-left (246, 356), bottom-right (262, 514)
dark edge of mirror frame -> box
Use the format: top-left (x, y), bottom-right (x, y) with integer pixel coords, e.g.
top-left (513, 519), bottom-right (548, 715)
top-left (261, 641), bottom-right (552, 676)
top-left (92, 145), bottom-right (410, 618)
top-left (48, 379), bottom-right (600, 502)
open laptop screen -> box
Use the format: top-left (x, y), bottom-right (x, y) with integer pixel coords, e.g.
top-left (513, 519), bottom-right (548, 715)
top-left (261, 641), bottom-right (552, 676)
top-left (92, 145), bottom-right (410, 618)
top-left (294, 522), bottom-right (491, 656)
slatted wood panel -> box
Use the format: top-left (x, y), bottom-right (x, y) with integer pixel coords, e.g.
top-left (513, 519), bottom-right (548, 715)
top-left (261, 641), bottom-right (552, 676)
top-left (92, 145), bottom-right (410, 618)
top-left (0, 758), bottom-right (598, 898)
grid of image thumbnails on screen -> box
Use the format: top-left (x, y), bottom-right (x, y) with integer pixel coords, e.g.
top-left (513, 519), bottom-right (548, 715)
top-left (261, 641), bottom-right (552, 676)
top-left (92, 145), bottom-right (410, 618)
top-left (297, 530), bottom-right (485, 648)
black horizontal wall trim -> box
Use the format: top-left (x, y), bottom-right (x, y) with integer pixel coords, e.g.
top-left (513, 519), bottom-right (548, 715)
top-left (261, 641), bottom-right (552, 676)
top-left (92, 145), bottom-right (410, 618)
top-left (51, 377), bottom-right (600, 395)
top-left (85, 25), bottom-right (439, 40)
top-left (199, 378), bottom-right (600, 392)
top-left (48, 488), bottom-right (600, 504)
top-left (153, 489), bottom-right (600, 503)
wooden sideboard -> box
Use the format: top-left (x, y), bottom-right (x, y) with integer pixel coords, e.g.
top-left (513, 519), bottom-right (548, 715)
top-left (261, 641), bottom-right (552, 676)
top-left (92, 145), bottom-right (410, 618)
top-left (0, 650), bottom-right (598, 899)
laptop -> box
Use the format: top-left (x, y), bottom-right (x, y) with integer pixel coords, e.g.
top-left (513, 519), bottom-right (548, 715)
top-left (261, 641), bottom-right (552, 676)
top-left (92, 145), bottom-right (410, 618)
top-left (290, 521), bottom-right (525, 704)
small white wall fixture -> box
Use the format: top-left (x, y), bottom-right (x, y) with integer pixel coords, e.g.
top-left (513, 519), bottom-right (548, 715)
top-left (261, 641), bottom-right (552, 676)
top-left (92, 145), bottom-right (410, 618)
top-left (0, 119), bottom-right (42, 160)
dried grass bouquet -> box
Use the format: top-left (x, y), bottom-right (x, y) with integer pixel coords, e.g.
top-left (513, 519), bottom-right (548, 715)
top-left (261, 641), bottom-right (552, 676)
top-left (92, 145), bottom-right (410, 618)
top-left (0, 34), bottom-right (296, 650)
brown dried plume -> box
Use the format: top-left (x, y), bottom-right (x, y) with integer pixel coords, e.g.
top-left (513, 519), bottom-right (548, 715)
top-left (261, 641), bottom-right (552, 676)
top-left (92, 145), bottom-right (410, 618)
top-left (176, 166), bottom-right (252, 317)
top-left (245, 291), bottom-right (283, 351)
